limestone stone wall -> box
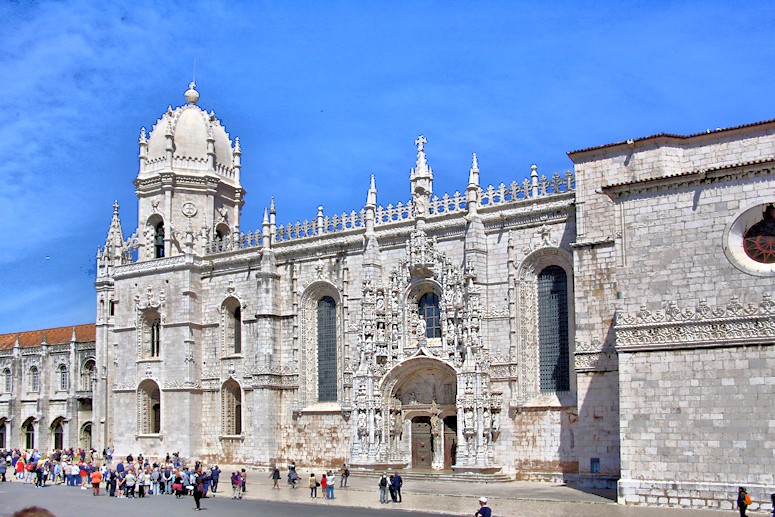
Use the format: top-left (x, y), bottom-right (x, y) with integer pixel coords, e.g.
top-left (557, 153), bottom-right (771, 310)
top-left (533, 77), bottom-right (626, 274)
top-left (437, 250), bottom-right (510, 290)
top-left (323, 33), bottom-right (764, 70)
top-left (618, 345), bottom-right (775, 508)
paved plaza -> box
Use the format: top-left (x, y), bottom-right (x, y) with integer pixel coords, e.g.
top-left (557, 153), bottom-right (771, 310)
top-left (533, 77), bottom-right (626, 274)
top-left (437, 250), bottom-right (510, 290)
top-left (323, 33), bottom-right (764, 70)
top-left (0, 471), bottom-right (740, 517)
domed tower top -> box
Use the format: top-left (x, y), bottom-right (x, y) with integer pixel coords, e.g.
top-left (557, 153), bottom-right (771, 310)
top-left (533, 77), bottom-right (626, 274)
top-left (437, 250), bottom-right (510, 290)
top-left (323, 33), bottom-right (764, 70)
top-left (133, 83), bottom-right (244, 259)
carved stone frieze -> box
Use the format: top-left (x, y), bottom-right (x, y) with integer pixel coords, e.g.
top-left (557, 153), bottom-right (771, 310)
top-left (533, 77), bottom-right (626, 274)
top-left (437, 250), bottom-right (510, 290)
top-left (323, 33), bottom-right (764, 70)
top-left (616, 295), bottom-right (775, 351)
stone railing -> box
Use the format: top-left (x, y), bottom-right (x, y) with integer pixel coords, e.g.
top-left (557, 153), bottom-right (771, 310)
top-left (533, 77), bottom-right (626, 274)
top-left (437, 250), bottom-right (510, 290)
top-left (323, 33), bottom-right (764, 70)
top-left (203, 168), bottom-right (575, 254)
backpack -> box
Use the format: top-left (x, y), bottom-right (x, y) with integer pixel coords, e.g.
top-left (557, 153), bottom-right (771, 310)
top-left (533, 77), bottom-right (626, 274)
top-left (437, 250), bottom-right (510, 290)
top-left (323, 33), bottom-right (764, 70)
top-left (743, 492), bottom-right (752, 505)
top-left (379, 477), bottom-right (387, 487)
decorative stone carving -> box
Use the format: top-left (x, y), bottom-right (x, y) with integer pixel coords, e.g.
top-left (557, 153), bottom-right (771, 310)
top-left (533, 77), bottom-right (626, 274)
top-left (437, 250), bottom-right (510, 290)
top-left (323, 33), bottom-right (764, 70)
top-left (617, 295), bottom-right (775, 350)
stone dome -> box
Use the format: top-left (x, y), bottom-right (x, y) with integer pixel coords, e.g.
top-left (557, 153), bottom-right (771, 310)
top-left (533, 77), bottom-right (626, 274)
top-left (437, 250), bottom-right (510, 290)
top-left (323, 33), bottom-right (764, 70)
top-left (143, 85), bottom-right (236, 179)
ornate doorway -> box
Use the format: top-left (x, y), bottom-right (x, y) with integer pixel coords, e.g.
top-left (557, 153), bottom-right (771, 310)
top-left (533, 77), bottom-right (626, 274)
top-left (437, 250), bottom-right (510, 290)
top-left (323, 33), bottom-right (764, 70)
top-left (411, 416), bottom-right (433, 468)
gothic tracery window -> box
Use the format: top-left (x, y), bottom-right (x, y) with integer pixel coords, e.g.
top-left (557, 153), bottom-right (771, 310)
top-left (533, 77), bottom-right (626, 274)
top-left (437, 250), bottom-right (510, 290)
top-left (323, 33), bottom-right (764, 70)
top-left (2, 368), bottom-right (10, 393)
top-left (418, 292), bottom-right (442, 338)
top-left (538, 265), bottom-right (570, 392)
top-left (52, 419), bottom-right (64, 450)
top-left (29, 366), bottom-right (40, 392)
top-left (58, 364), bottom-right (69, 391)
top-left (23, 418), bottom-right (35, 449)
top-left (138, 379), bottom-right (161, 434)
top-left (142, 310), bottom-right (162, 358)
top-left (317, 296), bottom-right (337, 402)
top-left (223, 298), bottom-right (242, 355)
top-left (221, 379), bottom-right (242, 435)
top-left (81, 359), bottom-right (96, 391)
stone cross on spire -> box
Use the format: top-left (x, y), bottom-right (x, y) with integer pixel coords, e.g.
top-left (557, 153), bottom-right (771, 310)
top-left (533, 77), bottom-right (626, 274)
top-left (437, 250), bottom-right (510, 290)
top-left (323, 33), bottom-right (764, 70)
top-left (415, 135), bottom-right (427, 152)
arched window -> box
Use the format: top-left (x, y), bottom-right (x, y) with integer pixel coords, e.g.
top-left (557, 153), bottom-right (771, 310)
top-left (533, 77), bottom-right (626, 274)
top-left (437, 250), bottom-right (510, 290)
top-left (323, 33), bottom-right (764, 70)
top-left (418, 292), bottom-right (441, 338)
top-left (28, 366), bottom-right (40, 392)
top-left (81, 359), bottom-right (96, 391)
top-left (22, 418), bottom-right (35, 449)
top-left (317, 296), bottom-right (337, 402)
top-left (221, 379), bottom-right (242, 435)
top-left (142, 311), bottom-right (161, 358)
top-left (3, 368), bottom-right (10, 393)
top-left (138, 380), bottom-right (161, 434)
top-left (154, 221), bottom-right (165, 258)
top-left (52, 419), bottom-right (64, 450)
top-left (0, 418), bottom-right (6, 449)
top-left (223, 299), bottom-right (242, 355)
top-left (58, 365), bottom-right (69, 391)
top-left (538, 265), bottom-right (570, 392)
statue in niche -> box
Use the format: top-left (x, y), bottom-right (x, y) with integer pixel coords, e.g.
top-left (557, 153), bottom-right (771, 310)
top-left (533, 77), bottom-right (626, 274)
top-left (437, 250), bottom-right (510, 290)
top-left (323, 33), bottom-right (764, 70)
top-left (376, 295), bottom-right (385, 311)
top-left (492, 411), bottom-right (500, 433)
top-left (483, 409), bottom-right (491, 433)
top-left (357, 411), bottom-right (367, 435)
top-left (464, 408), bottom-right (473, 429)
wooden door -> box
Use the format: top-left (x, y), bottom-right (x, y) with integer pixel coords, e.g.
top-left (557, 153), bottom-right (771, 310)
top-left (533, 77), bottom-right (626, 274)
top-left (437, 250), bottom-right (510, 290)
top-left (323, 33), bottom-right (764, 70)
top-left (411, 416), bottom-right (432, 468)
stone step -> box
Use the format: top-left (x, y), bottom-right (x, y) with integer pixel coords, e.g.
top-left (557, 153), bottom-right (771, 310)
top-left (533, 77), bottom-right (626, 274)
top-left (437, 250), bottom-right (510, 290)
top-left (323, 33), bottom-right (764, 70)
top-left (349, 470), bottom-right (514, 484)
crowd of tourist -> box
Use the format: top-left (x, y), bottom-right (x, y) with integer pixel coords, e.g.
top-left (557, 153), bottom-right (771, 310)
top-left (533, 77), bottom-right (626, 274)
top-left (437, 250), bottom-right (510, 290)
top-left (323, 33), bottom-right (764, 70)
top-left (0, 447), bottom-right (246, 510)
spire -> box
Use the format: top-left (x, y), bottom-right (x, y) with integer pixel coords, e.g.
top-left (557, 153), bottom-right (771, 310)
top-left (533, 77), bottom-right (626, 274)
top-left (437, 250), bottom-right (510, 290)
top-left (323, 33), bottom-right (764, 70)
top-left (71, 326), bottom-right (78, 343)
top-left (410, 135), bottom-right (433, 225)
top-left (468, 153), bottom-right (480, 187)
top-left (138, 127), bottom-right (148, 173)
top-left (103, 201), bottom-right (126, 265)
top-left (366, 174), bottom-right (377, 207)
top-left (269, 197), bottom-right (276, 241)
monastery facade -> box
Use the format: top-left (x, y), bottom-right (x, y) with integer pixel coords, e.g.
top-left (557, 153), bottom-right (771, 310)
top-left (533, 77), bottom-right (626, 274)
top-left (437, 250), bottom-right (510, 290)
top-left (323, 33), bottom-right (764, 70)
top-left (2, 83), bottom-right (774, 509)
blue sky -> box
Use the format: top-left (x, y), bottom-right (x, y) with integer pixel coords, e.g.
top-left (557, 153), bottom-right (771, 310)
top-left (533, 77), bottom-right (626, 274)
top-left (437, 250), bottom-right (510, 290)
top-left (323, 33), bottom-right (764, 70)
top-left (1, 0), bottom-right (774, 334)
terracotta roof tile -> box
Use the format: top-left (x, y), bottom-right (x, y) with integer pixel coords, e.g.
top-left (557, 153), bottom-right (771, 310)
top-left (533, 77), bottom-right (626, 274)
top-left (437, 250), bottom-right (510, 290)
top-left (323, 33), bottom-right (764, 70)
top-left (0, 323), bottom-right (96, 351)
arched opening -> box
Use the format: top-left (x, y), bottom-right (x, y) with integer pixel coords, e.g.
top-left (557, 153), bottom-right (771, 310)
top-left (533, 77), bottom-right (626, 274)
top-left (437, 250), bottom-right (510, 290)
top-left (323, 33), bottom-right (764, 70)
top-left (317, 296), bottom-right (337, 402)
top-left (215, 223), bottom-right (230, 241)
top-left (221, 379), bottom-right (242, 435)
top-left (22, 418), bottom-right (35, 449)
top-left (222, 298), bottom-right (242, 355)
top-left (81, 359), bottom-right (96, 391)
top-left (3, 368), bottom-right (11, 393)
top-left (385, 357), bottom-right (457, 470)
top-left (51, 418), bottom-right (65, 450)
top-left (538, 265), bottom-right (570, 392)
top-left (28, 366), bottom-right (39, 392)
top-left (0, 418), bottom-right (6, 449)
top-left (138, 379), bottom-right (161, 434)
top-left (154, 221), bottom-right (165, 258)
top-left (142, 310), bottom-right (162, 358)
top-left (58, 364), bottom-right (69, 391)
top-left (81, 422), bottom-right (92, 450)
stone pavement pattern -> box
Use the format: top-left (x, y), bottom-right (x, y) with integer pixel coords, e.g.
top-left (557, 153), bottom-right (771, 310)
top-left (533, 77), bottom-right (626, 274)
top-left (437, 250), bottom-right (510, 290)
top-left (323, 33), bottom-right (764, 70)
top-left (233, 467), bottom-right (738, 516)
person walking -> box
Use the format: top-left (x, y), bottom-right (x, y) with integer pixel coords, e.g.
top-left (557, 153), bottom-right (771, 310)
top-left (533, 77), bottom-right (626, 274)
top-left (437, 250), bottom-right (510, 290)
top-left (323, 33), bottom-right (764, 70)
top-left (90, 467), bottom-right (102, 496)
top-left (321, 473), bottom-right (328, 499)
top-left (240, 468), bottom-right (247, 494)
top-left (392, 471), bottom-right (403, 503)
top-left (270, 467), bottom-right (281, 489)
top-left (737, 487), bottom-right (750, 517)
top-left (230, 471), bottom-right (242, 499)
top-left (308, 473), bottom-right (318, 498)
top-left (340, 463), bottom-right (349, 488)
top-left (210, 465), bottom-right (221, 494)
top-left (193, 476), bottom-right (204, 511)
top-left (474, 496), bottom-right (492, 517)
top-left (379, 473), bottom-right (389, 503)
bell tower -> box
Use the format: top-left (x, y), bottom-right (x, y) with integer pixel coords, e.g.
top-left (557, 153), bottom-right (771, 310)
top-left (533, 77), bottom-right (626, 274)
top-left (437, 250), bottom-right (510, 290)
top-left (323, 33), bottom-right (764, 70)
top-left (133, 82), bottom-right (244, 259)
